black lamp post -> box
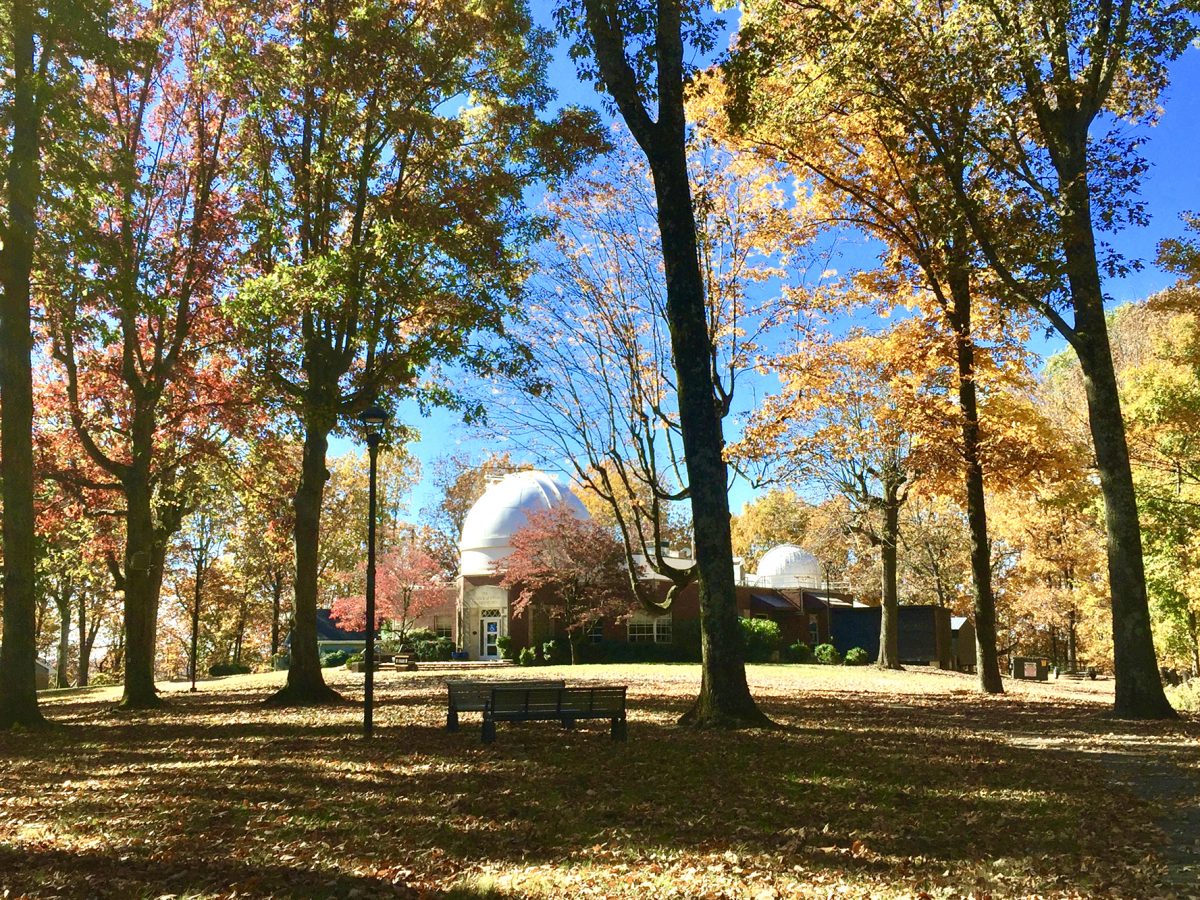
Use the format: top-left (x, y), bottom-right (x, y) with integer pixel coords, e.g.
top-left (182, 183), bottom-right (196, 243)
top-left (358, 400), bottom-right (389, 739)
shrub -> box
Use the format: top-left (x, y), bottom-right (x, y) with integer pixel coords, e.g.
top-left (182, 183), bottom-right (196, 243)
top-left (786, 642), bottom-right (813, 664)
top-left (346, 652), bottom-right (365, 665)
top-left (320, 649), bottom-right (351, 668)
top-left (813, 643), bottom-right (842, 665)
top-left (414, 636), bottom-right (454, 662)
top-left (844, 647), bottom-right (871, 666)
top-left (518, 646), bottom-right (537, 667)
top-left (399, 628), bottom-right (437, 651)
top-left (88, 671), bottom-right (118, 687)
top-left (1166, 679), bottom-right (1200, 712)
top-left (542, 639), bottom-right (569, 665)
top-left (496, 635), bottom-right (514, 661)
top-left (740, 617), bottom-right (783, 663)
top-left (208, 663), bottom-right (251, 677)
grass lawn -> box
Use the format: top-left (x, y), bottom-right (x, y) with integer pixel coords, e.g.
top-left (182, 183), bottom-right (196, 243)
top-left (2, 664), bottom-right (1197, 898)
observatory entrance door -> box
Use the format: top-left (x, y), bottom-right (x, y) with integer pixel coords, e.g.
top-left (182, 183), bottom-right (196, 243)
top-left (480, 609), bottom-right (502, 659)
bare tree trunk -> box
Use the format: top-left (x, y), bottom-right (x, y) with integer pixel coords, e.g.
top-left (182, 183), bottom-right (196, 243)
top-left (0, 0), bottom-right (45, 729)
top-left (55, 584), bottom-right (73, 688)
top-left (653, 140), bottom-right (766, 728)
top-left (877, 489), bottom-right (902, 670)
top-left (1067, 608), bottom-right (1078, 671)
top-left (189, 557), bottom-right (204, 689)
top-left (947, 267), bottom-right (1003, 693)
top-left (266, 413), bottom-right (342, 705)
top-left (77, 599), bottom-right (90, 687)
top-left (579, 0), bottom-right (767, 730)
top-left (1060, 163), bottom-right (1172, 718)
top-left (233, 598), bottom-right (248, 665)
top-left (120, 468), bottom-right (162, 708)
top-left (270, 571), bottom-right (284, 658)
top-left (1185, 609), bottom-right (1200, 678)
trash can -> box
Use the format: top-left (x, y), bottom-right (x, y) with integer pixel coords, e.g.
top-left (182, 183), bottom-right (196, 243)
top-left (1010, 656), bottom-right (1051, 681)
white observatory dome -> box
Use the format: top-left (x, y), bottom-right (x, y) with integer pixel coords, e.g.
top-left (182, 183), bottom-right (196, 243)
top-left (754, 543), bottom-right (824, 587)
top-left (459, 470), bottom-right (589, 576)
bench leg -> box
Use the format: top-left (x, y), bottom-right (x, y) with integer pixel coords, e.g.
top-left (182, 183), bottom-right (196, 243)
top-left (481, 718), bottom-right (496, 745)
top-left (611, 717), bottom-right (627, 742)
top-left (446, 708), bottom-right (459, 733)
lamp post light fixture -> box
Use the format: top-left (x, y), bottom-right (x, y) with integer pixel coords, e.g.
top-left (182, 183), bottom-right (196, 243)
top-left (358, 400), bottom-right (390, 739)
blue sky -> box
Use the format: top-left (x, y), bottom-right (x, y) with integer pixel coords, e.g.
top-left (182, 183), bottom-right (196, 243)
top-left (337, 12), bottom-right (1200, 522)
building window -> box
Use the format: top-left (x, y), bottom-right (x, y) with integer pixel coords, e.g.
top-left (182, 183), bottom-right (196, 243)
top-left (433, 622), bottom-right (453, 640)
top-left (628, 622), bottom-right (655, 643)
top-left (809, 616), bottom-right (819, 646)
top-left (588, 621), bottom-right (604, 644)
top-left (628, 613), bottom-right (672, 644)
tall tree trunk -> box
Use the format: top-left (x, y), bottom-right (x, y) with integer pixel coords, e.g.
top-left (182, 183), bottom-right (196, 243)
top-left (270, 570), bottom-right (284, 658)
top-left (1187, 609), bottom-right (1199, 678)
top-left (1068, 608), bottom-right (1078, 671)
top-left (0, 0), bottom-right (45, 729)
top-left (77, 599), bottom-right (90, 687)
top-left (189, 558), bottom-right (204, 689)
top-left (580, 0), bottom-right (766, 729)
top-left (650, 140), bottom-right (767, 729)
top-left (877, 488), bottom-right (902, 670)
top-left (266, 414), bottom-right (342, 705)
top-left (120, 469), bottom-right (162, 708)
top-left (55, 588), bottom-right (72, 688)
top-left (1061, 170), bottom-right (1172, 717)
top-left (947, 269), bottom-right (1004, 693)
top-left (233, 598), bottom-right (248, 664)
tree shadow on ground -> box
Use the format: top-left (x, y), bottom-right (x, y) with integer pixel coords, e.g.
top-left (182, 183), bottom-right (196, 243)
top-left (1, 673), bottom-right (1189, 898)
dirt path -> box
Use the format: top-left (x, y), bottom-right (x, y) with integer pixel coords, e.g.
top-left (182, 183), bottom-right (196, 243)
top-left (1097, 738), bottom-right (1200, 896)
top-left (1003, 713), bottom-right (1200, 897)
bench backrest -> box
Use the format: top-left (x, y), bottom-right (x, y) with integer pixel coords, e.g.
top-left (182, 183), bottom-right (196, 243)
top-left (488, 686), bottom-right (626, 716)
top-left (447, 679), bottom-right (565, 710)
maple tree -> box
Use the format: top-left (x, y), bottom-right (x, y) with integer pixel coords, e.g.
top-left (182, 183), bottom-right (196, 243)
top-left (990, 470), bottom-right (1110, 670)
top-left (1114, 297), bottom-right (1200, 674)
top-left (0, 0), bottom-right (112, 726)
top-left (318, 447), bottom-right (420, 599)
top-left (34, 488), bottom-right (120, 687)
top-left (712, 3), bottom-right (1050, 692)
top-left (329, 540), bottom-right (450, 641)
top-left (226, 0), bottom-right (601, 706)
top-left (499, 505), bottom-right (637, 664)
top-left (173, 475), bottom-right (234, 690)
top-left (740, 326), bottom-right (936, 668)
top-left (724, 0), bottom-right (1193, 715)
top-left (1159, 214), bottom-right (1200, 289)
top-left (35, 0), bottom-right (244, 709)
top-left (897, 496), bottom-right (973, 613)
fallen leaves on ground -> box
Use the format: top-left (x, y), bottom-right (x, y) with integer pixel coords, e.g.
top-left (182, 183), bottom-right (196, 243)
top-left (1, 664), bottom-right (1196, 899)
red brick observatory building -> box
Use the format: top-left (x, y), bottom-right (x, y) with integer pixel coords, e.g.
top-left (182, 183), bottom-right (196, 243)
top-left (454, 470), bottom-right (869, 661)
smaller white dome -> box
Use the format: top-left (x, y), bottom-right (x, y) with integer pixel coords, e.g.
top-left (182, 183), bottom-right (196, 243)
top-left (755, 543), bottom-right (823, 586)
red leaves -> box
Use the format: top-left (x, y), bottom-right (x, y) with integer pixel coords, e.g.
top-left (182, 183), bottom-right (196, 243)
top-left (498, 505), bottom-right (638, 635)
top-left (330, 542), bottom-right (452, 634)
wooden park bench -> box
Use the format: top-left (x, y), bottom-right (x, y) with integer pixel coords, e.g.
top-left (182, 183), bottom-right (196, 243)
top-left (445, 679), bottom-right (565, 732)
top-left (481, 686), bottom-right (627, 744)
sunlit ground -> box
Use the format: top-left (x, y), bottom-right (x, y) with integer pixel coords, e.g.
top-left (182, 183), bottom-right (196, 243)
top-left (3, 664), bottom-right (1197, 898)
